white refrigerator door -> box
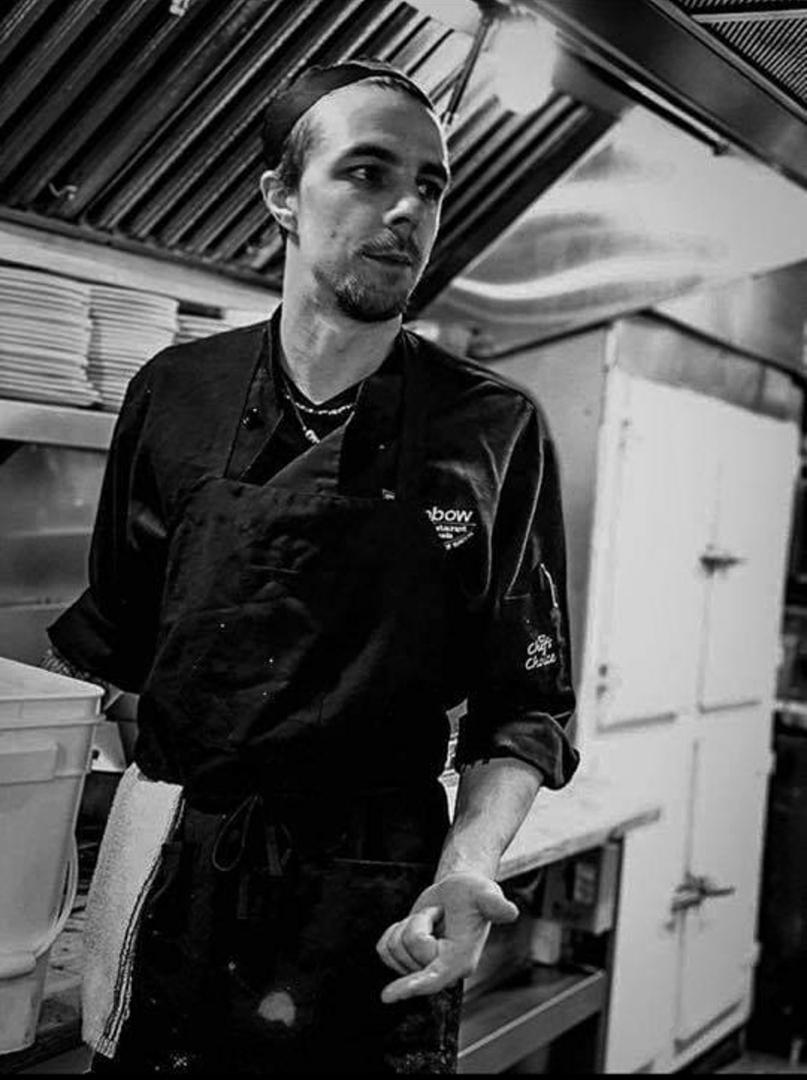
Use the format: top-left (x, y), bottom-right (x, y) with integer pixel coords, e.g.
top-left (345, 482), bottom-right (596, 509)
top-left (675, 712), bottom-right (772, 1047)
top-left (698, 405), bottom-right (799, 712)
top-left (594, 372), bottom-right (714, 730)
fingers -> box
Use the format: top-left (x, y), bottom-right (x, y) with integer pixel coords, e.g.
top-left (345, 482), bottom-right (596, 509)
top-left (376, 877), bottom-right (521, 1005)
top-left (375, 922), bottom-right (419, 975)
top-left (376, 906), bottom-right (441, 976)
top-left (380, 960), bottom-right (449, 1004)
top-left (476, 881), bottom-right (520, 925)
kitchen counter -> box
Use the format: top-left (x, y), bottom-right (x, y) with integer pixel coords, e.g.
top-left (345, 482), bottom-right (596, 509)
top-left (5, 772), bottom-right (661, 1073)
top-left (449, 770), bottom-right (661, 1073)
top-left (444, 769), bottom-right (662, 881)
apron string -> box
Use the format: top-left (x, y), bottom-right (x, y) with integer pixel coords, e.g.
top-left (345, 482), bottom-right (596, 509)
top-left (394, 330), bottom-right (430, 508)
top-left (211, 792), bottom-right (292, 879)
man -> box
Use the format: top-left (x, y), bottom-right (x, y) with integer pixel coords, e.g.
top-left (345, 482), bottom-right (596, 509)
top-left (45, 60), bottom-right (578, 1073)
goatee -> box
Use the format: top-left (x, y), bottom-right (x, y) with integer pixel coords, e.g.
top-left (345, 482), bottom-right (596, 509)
top-left (334, 280), bottom-right (411, 323)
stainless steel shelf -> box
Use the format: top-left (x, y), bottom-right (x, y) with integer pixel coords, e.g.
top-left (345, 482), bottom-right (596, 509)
top-left (0, 398), bottom-right (115, 451)
top-left (458, 966), bottom-right (607, 1074)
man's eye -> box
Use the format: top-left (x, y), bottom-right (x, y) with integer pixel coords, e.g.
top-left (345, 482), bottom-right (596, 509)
top-left (418, 179), bottom-right (444, 203)
top-left (350, 165), bottom-right (384, 187)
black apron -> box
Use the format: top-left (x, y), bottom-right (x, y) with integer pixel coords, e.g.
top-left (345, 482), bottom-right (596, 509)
top-left (98, 345), bottom-right (465, 1073)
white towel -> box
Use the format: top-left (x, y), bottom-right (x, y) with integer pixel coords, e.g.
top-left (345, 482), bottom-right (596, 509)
top-left (81, 763), bottom-right (184, 1058)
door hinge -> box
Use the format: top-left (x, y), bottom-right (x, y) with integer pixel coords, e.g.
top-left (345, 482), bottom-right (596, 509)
top-left (618, 418), bottom-right (632, 451)
top-left (596, 662), bottom-right (610, 698)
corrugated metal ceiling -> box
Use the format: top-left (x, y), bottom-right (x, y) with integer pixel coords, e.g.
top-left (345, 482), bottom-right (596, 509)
top-left (3, 0), bottom-right (806, 308)
top-left (667, 0), bottom-right (807, 111)
top-left (0, 0), bottom-right (613, 307)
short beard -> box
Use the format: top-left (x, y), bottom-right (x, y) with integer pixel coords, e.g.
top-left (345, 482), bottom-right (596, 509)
top-left (333, 276), bottom-right (412, 323)
top-left (334, 282), bottom-right (410, 324)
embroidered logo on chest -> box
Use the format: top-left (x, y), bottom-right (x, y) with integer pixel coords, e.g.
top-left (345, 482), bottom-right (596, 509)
top-left (426, 505), bottom-right (478, 551)
top-left (526, 634), bottom-right (557, 671)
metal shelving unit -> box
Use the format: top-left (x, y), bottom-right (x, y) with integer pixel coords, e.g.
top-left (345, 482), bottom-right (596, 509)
top-left (0, 399), bottom-right (115, 453)
top-left (459, 965), bottom-right (608, 1074)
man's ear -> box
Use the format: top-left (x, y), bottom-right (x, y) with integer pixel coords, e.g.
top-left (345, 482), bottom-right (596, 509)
top-left (260, 170), bottom-right (298, 237)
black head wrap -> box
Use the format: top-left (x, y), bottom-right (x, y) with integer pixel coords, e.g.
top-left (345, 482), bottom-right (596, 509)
top-left (261, 60), bottom-right (437, 169)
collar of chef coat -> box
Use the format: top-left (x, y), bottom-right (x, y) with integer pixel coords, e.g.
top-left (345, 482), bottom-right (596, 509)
top-left (230, 306), bottom-right (406, 496)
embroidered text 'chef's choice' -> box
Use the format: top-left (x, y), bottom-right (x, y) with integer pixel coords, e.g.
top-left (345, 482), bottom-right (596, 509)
top-left (526, 634), bottom-right (557, 672)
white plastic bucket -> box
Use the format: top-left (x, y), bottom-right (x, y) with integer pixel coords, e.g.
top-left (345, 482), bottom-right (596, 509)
top-left (0, 657), bottom-right (102, 1054)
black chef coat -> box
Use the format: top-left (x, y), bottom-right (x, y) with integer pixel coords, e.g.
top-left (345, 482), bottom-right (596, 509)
top-left (50, 314), bottom-right (578, 792)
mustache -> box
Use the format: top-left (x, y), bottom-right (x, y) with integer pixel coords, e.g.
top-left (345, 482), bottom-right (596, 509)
top-left (359, 233), bottom-right (422, 264)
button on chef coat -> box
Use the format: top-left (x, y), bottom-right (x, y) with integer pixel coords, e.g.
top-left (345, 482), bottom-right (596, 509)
top-left (50, 313), bottom-right (579, 790)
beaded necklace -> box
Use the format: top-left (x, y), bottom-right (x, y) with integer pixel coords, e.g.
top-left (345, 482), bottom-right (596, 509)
top-left (281, 372), bottom-right (360, 445)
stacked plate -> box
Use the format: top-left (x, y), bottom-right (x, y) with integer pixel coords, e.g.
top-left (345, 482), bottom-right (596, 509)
top-left (174, 312), bottom-right (231, 345)
top-left (88, 286), bottom-right (178, 411)
top-left (223, 302), bottom-right (278, 328)
top-left (0, 265), bottom-right (99, 407)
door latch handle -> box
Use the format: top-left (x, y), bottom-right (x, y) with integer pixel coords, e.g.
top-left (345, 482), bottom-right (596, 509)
top-left (670, 873), bottom-right (737, 916)
top-left (671, 874), bottom-right (704, 914)
top-left (697, 876), bottom-right (737, 901)
top-left (700, 547), bottom-right (746, 574)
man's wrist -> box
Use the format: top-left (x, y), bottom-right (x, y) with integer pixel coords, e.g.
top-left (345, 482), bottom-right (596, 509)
top-left (433, 857), bottom-right (500, 885)
top-left (40, 646), bottom-right (122, 710)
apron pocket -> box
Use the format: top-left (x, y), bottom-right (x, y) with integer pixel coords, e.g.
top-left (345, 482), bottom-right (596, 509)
top-left (248, 856), bottom-right (459, 1073)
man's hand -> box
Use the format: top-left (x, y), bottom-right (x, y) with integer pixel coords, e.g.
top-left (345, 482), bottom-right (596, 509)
top-left (376, 871), bottom-right (519, 1004)
top-left (40, 647), bottom-right (122, 711)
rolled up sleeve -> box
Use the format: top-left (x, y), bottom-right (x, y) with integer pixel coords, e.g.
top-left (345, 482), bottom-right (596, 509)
top-left (48, 365), bottom-right (166, 693)
top-left (455, 403), bottom-right (580, 789)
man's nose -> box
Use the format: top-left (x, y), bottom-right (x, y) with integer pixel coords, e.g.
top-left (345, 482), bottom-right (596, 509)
top-left (383, 189), bottom-right (423, 231)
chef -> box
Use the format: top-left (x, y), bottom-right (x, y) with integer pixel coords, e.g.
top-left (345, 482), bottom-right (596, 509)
top-left (44, 60), bottom-right (579, 1074)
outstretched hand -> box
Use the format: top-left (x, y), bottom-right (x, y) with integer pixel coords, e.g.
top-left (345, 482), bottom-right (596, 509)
top-left (375, 871), bottom-right (519, 1004)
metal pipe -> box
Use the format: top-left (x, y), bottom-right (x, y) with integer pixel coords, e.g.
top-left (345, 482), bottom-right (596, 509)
top-left (442, 7), bottom-right (496, 128)
top-left (693, 8), bottom-right (807, 25)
